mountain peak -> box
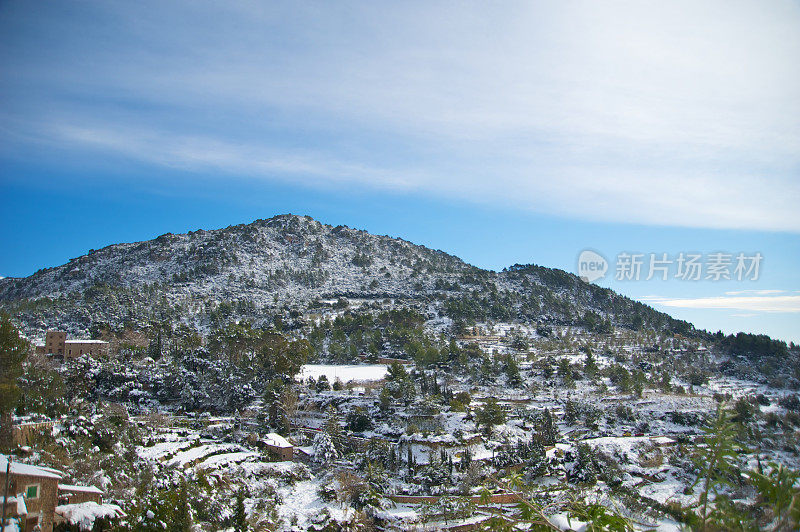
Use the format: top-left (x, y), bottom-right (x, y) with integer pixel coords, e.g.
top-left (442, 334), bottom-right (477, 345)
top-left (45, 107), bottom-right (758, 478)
top-left (0, 215), bottom-right (691, 341)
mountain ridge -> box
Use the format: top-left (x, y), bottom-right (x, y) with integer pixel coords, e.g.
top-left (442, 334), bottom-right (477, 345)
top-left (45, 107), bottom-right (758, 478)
top-left (0, 213), bottom-right (696, 340)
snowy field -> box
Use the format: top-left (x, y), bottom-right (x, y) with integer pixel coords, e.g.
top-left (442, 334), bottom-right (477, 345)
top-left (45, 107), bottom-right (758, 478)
top-left (298, 364), bottom-right (388, 383)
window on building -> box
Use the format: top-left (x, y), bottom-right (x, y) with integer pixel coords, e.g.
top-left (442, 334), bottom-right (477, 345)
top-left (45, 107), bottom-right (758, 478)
top-left (26, 484), bottom-right (39, 499)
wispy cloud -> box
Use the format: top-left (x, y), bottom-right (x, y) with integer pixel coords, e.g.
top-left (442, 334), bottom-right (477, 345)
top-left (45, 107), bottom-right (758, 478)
top-left (725, 289), bottom-right (786, 296)
top-left (50, 124), bottom-right (423, 191)
top-left (645, 294), bottom-right (800, 313)
top-left (1, 1), bottom-right (799, 230)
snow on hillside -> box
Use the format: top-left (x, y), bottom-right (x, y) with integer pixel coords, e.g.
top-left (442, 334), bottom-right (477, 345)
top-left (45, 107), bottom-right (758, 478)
top-left (0, 215), bottom-right (472, 305)
top-left (0, 214), bottom-right (687, 347)
top-left (298, 364), bottom-right (388, 383)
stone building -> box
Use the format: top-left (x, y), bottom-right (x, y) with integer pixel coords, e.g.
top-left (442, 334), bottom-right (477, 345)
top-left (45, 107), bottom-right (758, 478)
top-left (0, 455), bottom-right (62, 531)
top-left (36, 331), bottom-right (109, 359)
top-left (0, 455), bottom-right (108, 532)
top-left (57, 483), bottom-right (103, 505)
top-left (43, 331), bottom-right (67, 357)
top-left (64, 339), bottom-right (109, 359)
top-left (262, 432), bottom-right (294, 461)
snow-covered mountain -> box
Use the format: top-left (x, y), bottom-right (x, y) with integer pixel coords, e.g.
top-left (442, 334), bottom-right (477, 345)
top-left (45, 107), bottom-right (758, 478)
top-left (0, 214), bottom-right (692, 337)
top-left (1, 214), bottom-right (470, 301)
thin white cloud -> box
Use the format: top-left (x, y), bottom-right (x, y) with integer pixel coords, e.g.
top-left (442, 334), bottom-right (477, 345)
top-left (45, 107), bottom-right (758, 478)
top-left (1, 0), bottom-right (799, 231)
top-left (51, 124), bottom-right (423, 191)
top-left (647, 294), bottom-right (800, 313)
top-left (725, 289), bottom-right (786, 296)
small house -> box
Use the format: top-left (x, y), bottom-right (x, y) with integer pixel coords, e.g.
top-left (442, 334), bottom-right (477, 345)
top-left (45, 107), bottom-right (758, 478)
top-left (1, 455), bottom-right (114, 532)
top-left (0, 455), bottom-right (63, 532)
top-left (35, 331), bottom-right (110, 359)
top-left (57, 484), bottom-right (103, 505)
top-left (262, 433), bottom-right (294, 461)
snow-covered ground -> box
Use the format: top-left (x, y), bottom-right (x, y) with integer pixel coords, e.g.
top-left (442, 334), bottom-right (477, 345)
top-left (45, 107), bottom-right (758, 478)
top-left (298, 364), bottom-right (388, 383)
top-left (5, 265), bottom-right (798, 532)
top-left (277, 479), bottom-right (355, 530)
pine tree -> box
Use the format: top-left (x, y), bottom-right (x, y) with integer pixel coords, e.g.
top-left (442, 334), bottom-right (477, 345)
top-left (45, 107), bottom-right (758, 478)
top-left (172, 480), bottom-right (192, 532)
top-left (148, 326), bottom-right (162, 360)
top-left (0, 315), bottom-right (28, 450)
top-left (584, 349), bottom-right (597, 377)
top-left (747, 462), bottom-right (800, 530)
top-left (313, 432), bottom-right (339, 463)
top-left (539, 408), bottom-right (558, 446)
top-left (689, 406), bottom-right (743, 531)
top-left (233, 487), bottom-right (248, 532)
top-left (475, 397), bottom-right (506, 436)
top-left (323, 405), bottom-right (343, 451)
top-left (564, 399), bottom-right (579, 425)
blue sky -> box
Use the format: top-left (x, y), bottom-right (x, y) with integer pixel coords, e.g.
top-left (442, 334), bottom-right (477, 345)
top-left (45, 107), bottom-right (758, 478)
top-left (1, 1), bottom-right (798, 342)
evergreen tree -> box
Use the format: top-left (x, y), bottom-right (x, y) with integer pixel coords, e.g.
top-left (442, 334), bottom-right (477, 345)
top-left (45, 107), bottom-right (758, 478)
top-left (557, 358), bottom-right (571, 380)
top-left (172, 480), bottom-right (192, 532)
top-left (475, 397), bottom-right (506, 436)
top-left (564, 399), bottom-right (579, 425)
top-left (689, 406), bottom-right (744, 531)
top-left (567, 443), bottom-right (600, 484)
top-left (502, 355), bottom-right (523, 387)
top-left (148, 328), bottom-right (162, 360)
top-left (540, 356), bottom-right (554, 379)
top-left (584, 349), bottom-right (598, 377)
top-left (313, 432), bottom-right (339, 463)
top-left (462, 447), bottom-right (472, 470)
top-left (632, 369), bottom-right (646, 398)
top-left (658, 370), bottom-right (672, 392)
top-left (538, 408), bottom-right (558, 446)
top-left (0, 315), bottom-right (28, 450)
top-left (386, 361), bottom-right (409, 382)
top-left (747, 463), bottom-right (800, 530)
top-left (316, 374), bottom-right (331, 391)
top-left (233, 487), bottom-right (248, 532)
top-left (323, 405), bottom-right (344, 451)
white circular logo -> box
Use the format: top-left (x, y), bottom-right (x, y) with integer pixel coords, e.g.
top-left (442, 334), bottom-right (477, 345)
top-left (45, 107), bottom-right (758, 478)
top-left (577, 250), bottom-right (608, 283)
